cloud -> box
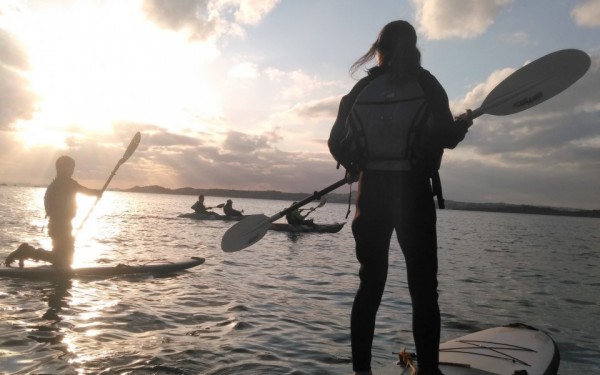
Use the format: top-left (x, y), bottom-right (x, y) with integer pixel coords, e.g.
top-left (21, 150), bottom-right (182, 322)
top-left (141, 0), bottom-right (280, 41)
top-left (261, 67), bottom-right (338, 99)
top-left (142, 0), bottom-right (222, 41)
top-left (219, 64), bottom-right (345, 153)
top-left (450, 67), bottom-right (515, 114)
top-left (412, 0), bottom-right (513, 40)
top-left (0, 28), bottom-right (37, 130)
top-left (232, 0), bottom-right (281, 25)
top-left (572, 0), bottom-right (600, 27)
top-left (286, 96), bottom-right (340, 121)
top-left (132, 126), bottom-right (337, 192)
top-left (222, 130), bottom-right (271, 153)
top-left (0, 123), bottom-right (151, 187)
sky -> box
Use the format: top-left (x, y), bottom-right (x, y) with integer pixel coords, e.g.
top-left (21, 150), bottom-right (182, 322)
top-left (0, 0), bottom-right (599, 210)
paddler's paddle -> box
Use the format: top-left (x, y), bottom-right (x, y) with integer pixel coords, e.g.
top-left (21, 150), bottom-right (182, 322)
top-left (299, 198), bottom-right (327, 215)
top-left (207, 203), bottom-right (225, 209)
top-left (221, 48), bottom-right (591, 253)
top-left (221, 179), bottom-right (346, 252)
top-left (465, 49), bottom-right (590, 121)
top-left (76, 132), bottom-right (142, 235)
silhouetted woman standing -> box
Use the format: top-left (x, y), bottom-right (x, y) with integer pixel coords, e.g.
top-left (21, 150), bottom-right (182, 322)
top-left (329, 20), bottom-right (471, 375)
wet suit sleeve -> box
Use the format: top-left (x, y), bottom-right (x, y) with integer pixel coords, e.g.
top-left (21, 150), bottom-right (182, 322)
top-left (75, 181), bottom-right (102, 197)
top-left (418, 69), bottom-right (469, 150)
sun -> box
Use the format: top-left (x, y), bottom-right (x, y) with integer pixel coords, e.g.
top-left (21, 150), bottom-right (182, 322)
top-left (15, 122), bottom-right (70, 149)
top-left (6, 0), bottom-right (223, 149)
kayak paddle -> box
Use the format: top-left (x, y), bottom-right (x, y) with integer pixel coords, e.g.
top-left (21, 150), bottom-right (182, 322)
top-left (76, 132), bottom-right (142, 235)
top-left (221, 179), bottom-right (346, 252)
top-left (466, 48), bottom-right (590, 121)
top-left (207, 203), bottom-right (225, 209)
top-left (299, 198), bottom-right (327, 213)
top-left (221, 48), bottom-right (590, 253)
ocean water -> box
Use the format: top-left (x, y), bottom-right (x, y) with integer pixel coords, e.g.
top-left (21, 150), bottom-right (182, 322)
top-left (0, 185), bottom-right (598, 374)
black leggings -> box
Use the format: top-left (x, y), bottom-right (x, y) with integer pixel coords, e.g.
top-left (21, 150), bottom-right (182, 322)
top-left (350, 171), bottom-right (440, 372)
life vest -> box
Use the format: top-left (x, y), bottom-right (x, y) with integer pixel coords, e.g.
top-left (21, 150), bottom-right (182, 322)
top-left (341, 74), bottom-right (441, 172)
top-left (44, 177), bottom-right (78, 220)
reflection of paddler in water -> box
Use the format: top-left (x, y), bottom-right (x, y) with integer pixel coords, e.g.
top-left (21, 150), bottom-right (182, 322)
top-left (26, 280), bottom-right (72, 350)
top-left (41, 279), bottom-right (72, 322)
top-left (4, 156), bottom-right (102, 270)
top-left (222, 199), bottom-right (244, 217)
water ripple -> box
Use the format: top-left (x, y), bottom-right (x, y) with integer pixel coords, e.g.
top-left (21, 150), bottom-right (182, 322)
top-left (1, 187), bottom-right (599, 374)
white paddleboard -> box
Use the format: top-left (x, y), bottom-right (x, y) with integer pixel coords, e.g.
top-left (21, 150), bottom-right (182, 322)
top-left (379, 323), bottom-right (559, 375)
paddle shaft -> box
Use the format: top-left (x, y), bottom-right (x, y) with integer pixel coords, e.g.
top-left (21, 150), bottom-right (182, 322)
top-left (468, 76), bottom-right (546, 120)
top-left (267, 179), bottom-right (346, 223)
top-left (464, 73), bottom-right (556, 122)
top-left (76, 132), bottom-right (141, 234)
top-left (299, 199), bottom-right (326, 212)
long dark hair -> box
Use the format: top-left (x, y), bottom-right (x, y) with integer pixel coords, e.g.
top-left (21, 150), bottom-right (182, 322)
top-left (350, 20), bottom-right (421, 84)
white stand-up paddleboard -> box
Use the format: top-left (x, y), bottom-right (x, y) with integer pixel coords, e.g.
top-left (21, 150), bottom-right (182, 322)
top-left (379, 323), bottom-right (559, 375)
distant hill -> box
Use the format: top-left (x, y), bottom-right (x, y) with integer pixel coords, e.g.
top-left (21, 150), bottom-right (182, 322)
top-left (120, 185), bottom-right (317, 202)
top-left (443, 200), bottom-right (600, 218)
top-left (117, 185), bottom-right (600, 219)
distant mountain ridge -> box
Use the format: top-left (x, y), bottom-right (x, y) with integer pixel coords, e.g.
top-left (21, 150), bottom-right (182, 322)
top-left (118, 185), bottom-right (600, 219)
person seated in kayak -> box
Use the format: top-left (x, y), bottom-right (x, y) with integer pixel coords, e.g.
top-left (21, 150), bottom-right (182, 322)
top-left (4, 155), bottom-right (102, 269)
top-left (285, 202), bottom-right (316, 227)
top-left (191, 195), bottom-right (215, 214)
top-left (223, 199), bottom-right (243, 217)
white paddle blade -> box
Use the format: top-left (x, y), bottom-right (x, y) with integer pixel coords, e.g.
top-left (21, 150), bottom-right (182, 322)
top-left (478, 49), bottom-right (590, 117)
top-left (221, 214), bottom-right (271, 252)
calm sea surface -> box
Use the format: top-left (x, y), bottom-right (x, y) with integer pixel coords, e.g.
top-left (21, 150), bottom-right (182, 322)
top-left (0, 186), bottom-right (598, 374)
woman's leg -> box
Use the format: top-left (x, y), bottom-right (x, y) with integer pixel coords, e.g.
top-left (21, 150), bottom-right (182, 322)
top-left (351, 216), bottom-right (394, 371)
top-left (396, 204), bottom-right (440, 371)
top-left (350, 172), bottom-right (395, 372)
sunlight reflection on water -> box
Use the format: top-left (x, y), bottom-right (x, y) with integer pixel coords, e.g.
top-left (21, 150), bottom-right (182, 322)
top-left (0, 186), bottom-right (598, 374)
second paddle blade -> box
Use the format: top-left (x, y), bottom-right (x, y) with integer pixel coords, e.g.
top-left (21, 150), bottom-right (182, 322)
top-left (221, 214), bottom-right (271, 252)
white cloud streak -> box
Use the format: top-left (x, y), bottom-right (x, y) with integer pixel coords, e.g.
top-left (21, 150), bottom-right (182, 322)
top-left (412, 0), bottom-right (513, 39)
top-left (0, 28), bottom-right (37, 130)
top-left (141, 0), bottom-right (280, 41)
top-left (571, 0), bottom-right (600, 27)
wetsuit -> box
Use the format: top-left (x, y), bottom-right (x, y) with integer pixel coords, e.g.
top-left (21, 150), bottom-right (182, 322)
top-left (285, 210), bottom-right (314, 226)
top-left (328, 66), bottom-right (468, 372)
top-left (45, 176), bottom-right (98, 268)
top-left (223, 202), bottom-right (243, 217)
top-left (191, 201), bottom-right (209, 214)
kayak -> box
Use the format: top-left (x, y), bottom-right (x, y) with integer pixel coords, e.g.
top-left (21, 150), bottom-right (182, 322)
top-left (269, 222), bottom-right (345, 233)
top-left (379, 323), bottom-right (559, 375)
top-left (178, 212), bottom-right (243, 221)
top-left (0, 257), bottom-right (205, 280)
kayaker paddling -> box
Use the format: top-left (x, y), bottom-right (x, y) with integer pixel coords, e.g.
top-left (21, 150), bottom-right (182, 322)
top-left (285, 202), bottom-right (316, 227)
